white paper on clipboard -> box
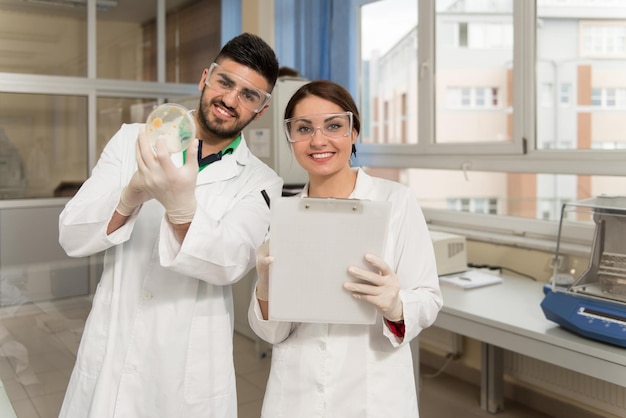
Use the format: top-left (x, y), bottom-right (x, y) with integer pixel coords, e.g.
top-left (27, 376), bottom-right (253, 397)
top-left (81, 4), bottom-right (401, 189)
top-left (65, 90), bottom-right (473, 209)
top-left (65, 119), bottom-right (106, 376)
top-left (268, 197), bottom-right (391, 324)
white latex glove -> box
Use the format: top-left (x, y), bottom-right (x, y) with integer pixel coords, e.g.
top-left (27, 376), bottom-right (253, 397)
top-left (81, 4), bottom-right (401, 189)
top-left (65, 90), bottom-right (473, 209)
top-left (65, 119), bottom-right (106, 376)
top-left (116, 171), bottom-right (152, 216)
top-left (135, 125), bottom-right (200, 224)
top-left (255, 240), bottom-right (272, 301)
top-left (344, 253), bottom-right (404, 323)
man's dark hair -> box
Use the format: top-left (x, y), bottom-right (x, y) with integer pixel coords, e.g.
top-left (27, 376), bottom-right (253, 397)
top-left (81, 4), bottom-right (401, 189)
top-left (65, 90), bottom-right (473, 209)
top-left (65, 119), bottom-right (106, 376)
top-left (215, 33), bottom-right (280, 92)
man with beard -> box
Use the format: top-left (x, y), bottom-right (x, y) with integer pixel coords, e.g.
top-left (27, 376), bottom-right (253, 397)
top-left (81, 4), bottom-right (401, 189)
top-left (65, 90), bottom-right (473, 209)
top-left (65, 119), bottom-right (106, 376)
top-left (57, 33), bottom-right (282, 418)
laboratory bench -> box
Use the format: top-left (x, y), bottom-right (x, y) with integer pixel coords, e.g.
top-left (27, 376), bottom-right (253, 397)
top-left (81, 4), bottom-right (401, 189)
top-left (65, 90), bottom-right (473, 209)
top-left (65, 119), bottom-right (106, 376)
top-left (433, 273), bottom-right (626, 413)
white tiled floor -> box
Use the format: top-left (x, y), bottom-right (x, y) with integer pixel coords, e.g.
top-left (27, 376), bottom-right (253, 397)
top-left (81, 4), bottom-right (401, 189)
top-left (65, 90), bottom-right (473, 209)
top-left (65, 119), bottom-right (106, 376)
top-left (0, 297), bottom-right (553, 418)
top-left (0, 298), bottom-right (88, 418)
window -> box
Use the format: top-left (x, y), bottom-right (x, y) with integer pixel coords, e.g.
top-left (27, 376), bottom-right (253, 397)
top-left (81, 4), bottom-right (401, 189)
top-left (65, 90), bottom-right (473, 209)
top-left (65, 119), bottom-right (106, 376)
top-left (142, 1), bottom-right (222, 83)
top-left (96, 98), bottom-right (164, 158)
top-left (541, 83), bottom-right (553, 107)
top-left (590, 88), bottom-right (626, 108)
top-left (360, 0), bottom-right (418, 145)
top-left (0, 1), bottom-right (219, 82)
top-left (560, 83), bottom-right (572, 106)
top-left (434, 0), bottom-right (515, 147)
top-left (606, 88), bottom-right (617, 107)
top-left (475, 87), bottom-right (485, 107)
top-left (591, 88), bottom-right (602, 106)
top-left (447, 196), bottom-right (498, 214)
top-left (448, 87), bottom-right (501, 108)
top-left (0, 3), bottom-right (227, 417)
top-left (357, 0), bottom-right (626, 243)
top-left (467, 22), bottom-right (514, 49)
top-left (0, 93), bottom-right (87, 199)
top-left (0, 6), bottom-right (87, 77)
top-left (581, 23), bottom-right (626, 57)
top-left (0, 1), bottom-right (212, 199)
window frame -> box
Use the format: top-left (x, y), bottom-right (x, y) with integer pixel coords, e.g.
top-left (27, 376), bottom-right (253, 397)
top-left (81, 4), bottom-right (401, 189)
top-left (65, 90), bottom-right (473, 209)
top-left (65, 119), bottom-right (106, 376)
top-left (354, 0), bottom-right (626, 252)
top-left (0, 0), bottom-right (206, 176)
top-left (357, 0), bottom-right (626, 173)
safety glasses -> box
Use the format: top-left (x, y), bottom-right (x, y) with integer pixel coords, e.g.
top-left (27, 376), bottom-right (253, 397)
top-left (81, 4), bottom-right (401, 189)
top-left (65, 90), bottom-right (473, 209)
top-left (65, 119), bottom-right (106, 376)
top-left (284, 112), bottom-right (353, 143)
top-left (204, 62), bottom-right (271, 113)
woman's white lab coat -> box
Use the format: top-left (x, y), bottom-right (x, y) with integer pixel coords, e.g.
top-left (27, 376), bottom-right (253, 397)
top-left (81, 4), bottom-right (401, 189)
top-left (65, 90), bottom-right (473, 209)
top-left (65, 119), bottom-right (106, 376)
top-left (249, 168), bottom-right (443, 418)
top-left (58, 123), bottom-right (283, 418)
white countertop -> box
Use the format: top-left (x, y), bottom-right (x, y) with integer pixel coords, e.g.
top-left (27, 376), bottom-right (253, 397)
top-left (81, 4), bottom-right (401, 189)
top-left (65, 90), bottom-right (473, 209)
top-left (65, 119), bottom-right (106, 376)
top-left (435, 274), bottom-right (626, 386)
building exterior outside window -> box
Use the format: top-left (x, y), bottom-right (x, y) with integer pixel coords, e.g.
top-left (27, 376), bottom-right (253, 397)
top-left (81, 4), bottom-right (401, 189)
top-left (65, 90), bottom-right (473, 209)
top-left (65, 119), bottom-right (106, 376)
top-left (360, 0), bottom-right (626, 221)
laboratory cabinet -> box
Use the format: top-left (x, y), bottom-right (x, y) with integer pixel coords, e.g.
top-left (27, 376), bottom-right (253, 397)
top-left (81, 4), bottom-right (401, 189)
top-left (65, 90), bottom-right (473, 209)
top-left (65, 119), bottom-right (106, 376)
top-left (245, 76), bottom-right (308, 187)
top-left (0, 199), bottom-right (94, 307)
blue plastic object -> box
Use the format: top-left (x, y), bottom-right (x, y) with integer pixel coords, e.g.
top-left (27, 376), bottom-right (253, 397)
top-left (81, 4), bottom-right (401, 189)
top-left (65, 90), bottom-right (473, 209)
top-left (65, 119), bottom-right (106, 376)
top-left (541, 284), bottom-right (626, 347)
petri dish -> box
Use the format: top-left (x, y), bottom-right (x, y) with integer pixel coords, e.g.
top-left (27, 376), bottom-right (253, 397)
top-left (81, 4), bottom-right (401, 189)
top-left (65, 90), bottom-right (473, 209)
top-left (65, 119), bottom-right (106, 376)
top-left (146, 103), bottom-right (196, 153)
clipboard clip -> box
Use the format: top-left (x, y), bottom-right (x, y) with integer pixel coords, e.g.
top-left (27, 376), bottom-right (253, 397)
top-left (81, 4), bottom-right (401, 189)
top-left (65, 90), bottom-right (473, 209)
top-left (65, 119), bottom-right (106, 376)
top-left (299, 197), bottom-right (364, 214)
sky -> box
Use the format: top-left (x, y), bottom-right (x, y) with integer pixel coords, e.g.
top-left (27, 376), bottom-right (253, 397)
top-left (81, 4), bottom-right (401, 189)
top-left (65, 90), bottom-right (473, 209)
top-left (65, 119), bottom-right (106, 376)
top-left (360, 0), bottom-right (418, 60)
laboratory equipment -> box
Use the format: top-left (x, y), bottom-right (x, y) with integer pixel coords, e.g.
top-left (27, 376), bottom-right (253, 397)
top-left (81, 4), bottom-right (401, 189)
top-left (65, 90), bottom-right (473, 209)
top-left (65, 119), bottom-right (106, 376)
top-left (245, 77), bottom-right (309, 187)
top-left (430, 231), bottom-right (468, 276)
top-left (145, 103), bottom-right (195, 153)
top-left (541, 196), bottom-right (626, 347)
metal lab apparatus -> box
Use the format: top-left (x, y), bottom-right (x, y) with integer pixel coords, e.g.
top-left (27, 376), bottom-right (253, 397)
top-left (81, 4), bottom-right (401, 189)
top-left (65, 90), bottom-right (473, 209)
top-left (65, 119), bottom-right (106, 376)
top-left (541, 196), bottom-right (626, 347)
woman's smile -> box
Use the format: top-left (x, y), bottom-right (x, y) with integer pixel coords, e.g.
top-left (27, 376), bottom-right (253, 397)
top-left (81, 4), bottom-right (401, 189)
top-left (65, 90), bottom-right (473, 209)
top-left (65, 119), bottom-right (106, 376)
top-left (310, 152), bottom-right (335, 161)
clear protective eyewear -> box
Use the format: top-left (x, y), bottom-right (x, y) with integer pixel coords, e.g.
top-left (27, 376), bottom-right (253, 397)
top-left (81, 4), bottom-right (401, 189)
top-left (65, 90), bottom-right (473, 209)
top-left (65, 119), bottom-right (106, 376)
top-left (204, 62), bottom-right (272, 113)
top-left (284, 112), bottom-right (353, 143)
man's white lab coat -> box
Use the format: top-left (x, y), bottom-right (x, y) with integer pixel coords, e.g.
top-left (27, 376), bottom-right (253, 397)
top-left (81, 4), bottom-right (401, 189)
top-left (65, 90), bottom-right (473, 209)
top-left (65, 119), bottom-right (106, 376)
top-left (58, 123), bottom-right (283, 418)
top-left (249, 168), bottom-right (442, 418)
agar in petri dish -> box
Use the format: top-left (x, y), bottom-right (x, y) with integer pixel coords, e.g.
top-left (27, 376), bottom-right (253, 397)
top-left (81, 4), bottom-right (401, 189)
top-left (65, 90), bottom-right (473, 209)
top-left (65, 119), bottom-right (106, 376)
top-left (146, 103), bottom-right (196, 153)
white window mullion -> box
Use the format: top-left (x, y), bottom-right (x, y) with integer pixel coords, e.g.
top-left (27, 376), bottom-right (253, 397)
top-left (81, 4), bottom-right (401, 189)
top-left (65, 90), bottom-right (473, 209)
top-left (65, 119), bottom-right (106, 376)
top-left (416, 0), bottom-right (435, 153)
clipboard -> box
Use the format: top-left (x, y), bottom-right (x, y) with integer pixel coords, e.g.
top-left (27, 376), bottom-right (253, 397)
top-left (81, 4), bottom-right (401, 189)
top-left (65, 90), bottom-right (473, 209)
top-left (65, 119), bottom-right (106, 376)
top-left (268, 197), bottom-right (391, 324)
